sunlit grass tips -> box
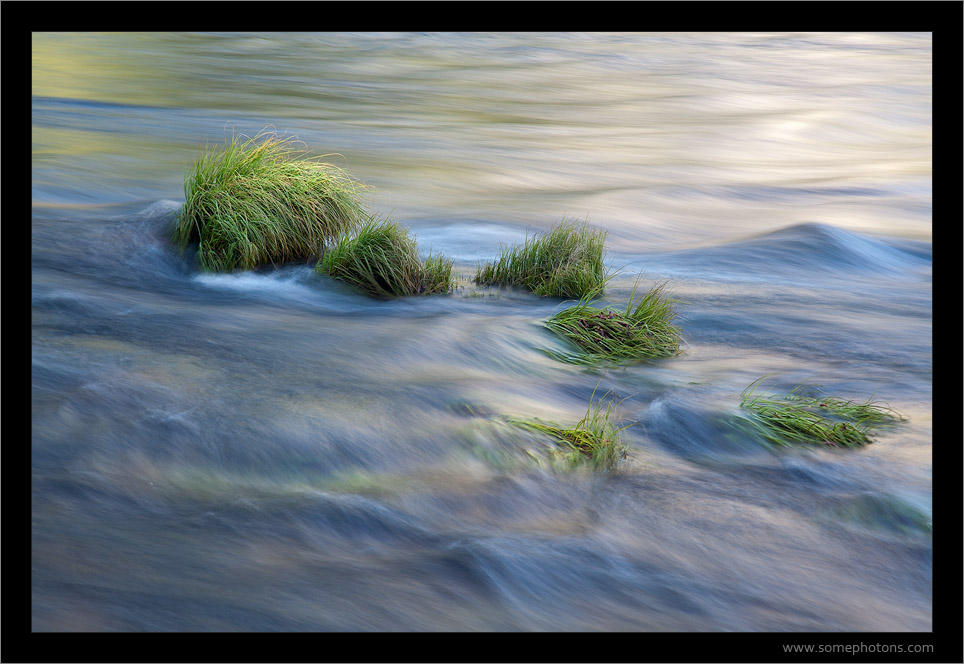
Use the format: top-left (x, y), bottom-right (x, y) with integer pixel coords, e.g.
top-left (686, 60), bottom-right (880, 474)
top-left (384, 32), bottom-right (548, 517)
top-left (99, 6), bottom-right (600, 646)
top-left (738, 377), bottom-right (903, 449)
top-left (507, 387), bottom-right (632, 471)
top-left (172, 130), bottom-right (368, 272)
top-left (474, 218), bottom-right (607, 298)
top-left (316, 219), bottom-right (454, 298)
top-left (544, 279), bottom-right (681, 364)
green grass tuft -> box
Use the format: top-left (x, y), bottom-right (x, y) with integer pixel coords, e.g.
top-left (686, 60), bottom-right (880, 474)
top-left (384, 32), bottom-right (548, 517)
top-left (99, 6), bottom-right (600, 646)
top-left (507, 386), bottom-right (632, 471)
top-left (316, 219), bottom-right (454, 298)
top-left (474, 218), bottom-right (608, 298)
top-left (172, 130), bottom-right (368, 272)
top-left (544, 279), bottom-right (681, 364)
top-left (738, 377), bottom-right (903, 449)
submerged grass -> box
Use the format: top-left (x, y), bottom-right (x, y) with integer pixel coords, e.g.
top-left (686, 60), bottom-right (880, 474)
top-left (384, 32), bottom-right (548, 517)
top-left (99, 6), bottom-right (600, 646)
top-left (507, 387), bottom-right (632, 471)
top-left (172, 130), bottom-right (368, 272)
top-left (544, 279), bottom-right (681, 364)
top-left (738, 377), bottom-right (903, 449)
top-left (475, 218), bottom-right (607, 298)
top-left (316, 219), bottom-right (454, 298)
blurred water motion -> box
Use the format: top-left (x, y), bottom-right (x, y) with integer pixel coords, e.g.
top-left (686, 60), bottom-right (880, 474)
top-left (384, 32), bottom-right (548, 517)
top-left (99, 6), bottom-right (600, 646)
top-left (32, 32), bottom-right (931, 633)
top-left (32, 32), bottom-right (930, 245)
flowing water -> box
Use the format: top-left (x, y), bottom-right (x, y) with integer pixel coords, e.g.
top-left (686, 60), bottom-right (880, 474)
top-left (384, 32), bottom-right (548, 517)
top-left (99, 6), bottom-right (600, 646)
top-left (31, 32), bottom-right (932, 633)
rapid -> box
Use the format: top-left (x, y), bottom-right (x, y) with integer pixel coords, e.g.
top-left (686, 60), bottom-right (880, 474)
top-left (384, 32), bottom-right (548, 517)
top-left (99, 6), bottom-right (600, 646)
top-left (31, 32), bottom-right (931, 633)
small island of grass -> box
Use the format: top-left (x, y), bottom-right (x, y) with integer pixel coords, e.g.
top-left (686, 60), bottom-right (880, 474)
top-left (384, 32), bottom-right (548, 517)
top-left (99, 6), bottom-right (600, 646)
top-left (316, 219), bottom-right (454, 298)
top-left (475, 219), bottom-right (608, 299)
top-left (507, 387), bottom-right (632, 471)
top-left (172, 130), bottom-right (368, 272)
top-left (544, 280), bottom-right (681, 364)
top-left (738, 378), bottom-right (903, 449)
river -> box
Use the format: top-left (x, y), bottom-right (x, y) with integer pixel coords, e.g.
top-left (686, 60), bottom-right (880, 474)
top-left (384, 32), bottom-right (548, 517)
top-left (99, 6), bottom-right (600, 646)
top-left (31, 32), bottom-right (931, 634)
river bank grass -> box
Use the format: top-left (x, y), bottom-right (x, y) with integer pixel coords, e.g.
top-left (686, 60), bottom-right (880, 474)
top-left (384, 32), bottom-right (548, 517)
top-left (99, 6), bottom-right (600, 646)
top-left (316, 219), bottom-right (454, 298)
top-left (172, 131), bottom-right (367, 271)
top-left (475, 219), bottom-right (607, 298)
top-left (544, 280), bottom-right (681, 364)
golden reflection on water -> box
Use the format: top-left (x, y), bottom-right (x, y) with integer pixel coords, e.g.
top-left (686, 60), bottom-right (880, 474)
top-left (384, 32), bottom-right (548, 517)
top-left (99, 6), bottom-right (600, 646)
top-left (32, 32), bottom-right (931, 247)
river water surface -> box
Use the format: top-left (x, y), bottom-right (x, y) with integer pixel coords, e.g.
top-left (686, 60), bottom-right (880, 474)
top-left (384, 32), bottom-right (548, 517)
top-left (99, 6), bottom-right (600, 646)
top-left (31, 32), bottom-right (932, 633)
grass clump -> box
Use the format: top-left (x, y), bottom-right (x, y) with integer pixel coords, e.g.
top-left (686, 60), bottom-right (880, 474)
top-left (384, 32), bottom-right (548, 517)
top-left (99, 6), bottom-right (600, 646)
top-left (507, 387), bottom-right (632, 471)
top-left (738, 377), bottom-right (903, 449)
top-left (316, 219), bottom-right (454, 298)
top-left (544, 280), bottom-right (681, 364)
top-left (172, 130), bottom-right (368, 272)
top-left (475, 218), bottom-right (607, 298)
